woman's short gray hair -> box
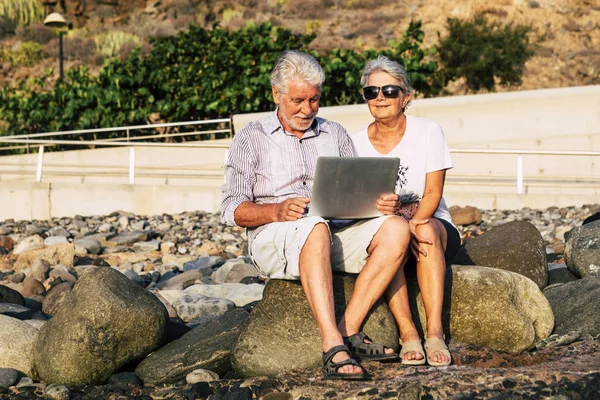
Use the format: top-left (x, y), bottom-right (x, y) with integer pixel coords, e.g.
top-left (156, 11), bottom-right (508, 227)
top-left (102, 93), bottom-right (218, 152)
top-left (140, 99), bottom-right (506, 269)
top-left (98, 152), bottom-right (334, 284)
top-left (270, 50), bottom-right (325, 93)
top-left (361, 55), bottom-right (414, 110)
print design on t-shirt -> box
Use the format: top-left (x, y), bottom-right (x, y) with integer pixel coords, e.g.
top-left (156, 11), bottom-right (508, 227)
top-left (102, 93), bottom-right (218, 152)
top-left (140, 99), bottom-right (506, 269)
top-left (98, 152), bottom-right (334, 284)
top-left (396, 162), bottom-right (420, 220)
top-left (395, 163), bottom-right (409, 193)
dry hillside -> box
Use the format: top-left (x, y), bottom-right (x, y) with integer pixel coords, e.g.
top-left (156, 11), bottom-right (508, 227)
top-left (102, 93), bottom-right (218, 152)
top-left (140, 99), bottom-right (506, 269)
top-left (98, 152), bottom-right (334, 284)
top-left (1, 0), bottom-right (599, 94)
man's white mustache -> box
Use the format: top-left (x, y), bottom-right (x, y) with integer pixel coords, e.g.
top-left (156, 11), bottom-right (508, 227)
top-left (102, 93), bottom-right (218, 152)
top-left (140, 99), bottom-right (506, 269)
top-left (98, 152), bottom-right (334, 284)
top-left (294, 113), bottom-right (316, 120)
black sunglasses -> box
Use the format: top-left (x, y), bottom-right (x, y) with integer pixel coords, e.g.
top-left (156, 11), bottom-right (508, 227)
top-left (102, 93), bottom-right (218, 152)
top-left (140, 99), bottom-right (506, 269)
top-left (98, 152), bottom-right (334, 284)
top-left (363, 85), bottom-right (403, 100)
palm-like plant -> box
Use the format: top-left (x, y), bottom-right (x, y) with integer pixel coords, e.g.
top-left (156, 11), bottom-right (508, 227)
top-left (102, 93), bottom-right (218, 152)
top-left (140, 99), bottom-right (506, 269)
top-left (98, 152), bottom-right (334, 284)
top-left (94, 31), bottom-right (141, 58)
top-left (0, 0), bottom-right (44, 32)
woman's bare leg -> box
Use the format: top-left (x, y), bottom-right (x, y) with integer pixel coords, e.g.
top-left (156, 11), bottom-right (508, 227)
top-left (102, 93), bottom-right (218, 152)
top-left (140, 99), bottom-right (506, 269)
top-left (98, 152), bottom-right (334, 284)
top-left (414, 219), bottom-right (450, 364)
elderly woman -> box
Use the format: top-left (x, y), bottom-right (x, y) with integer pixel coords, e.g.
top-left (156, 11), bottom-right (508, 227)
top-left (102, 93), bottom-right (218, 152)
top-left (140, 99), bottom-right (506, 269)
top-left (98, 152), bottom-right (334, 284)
top-left (350, 55), bottom-right (461, 366)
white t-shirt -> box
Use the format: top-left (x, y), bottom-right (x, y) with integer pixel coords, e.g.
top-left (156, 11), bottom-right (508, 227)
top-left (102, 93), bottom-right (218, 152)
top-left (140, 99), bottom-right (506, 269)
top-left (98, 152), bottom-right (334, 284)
top-left (351, 114), bottom-right (455, 227)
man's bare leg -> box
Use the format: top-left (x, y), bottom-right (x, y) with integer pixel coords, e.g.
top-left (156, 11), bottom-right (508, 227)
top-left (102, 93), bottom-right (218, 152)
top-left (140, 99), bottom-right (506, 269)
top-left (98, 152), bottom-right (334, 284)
top-left (298, 222), bottom-right (361, 375)
top-left (338, 217), bottom-right (410, 355)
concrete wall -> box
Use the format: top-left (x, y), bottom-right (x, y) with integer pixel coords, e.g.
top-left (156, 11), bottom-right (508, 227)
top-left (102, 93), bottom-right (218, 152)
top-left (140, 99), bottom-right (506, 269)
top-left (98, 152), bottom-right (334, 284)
top-left (1, 181), bottom-right (224, 221)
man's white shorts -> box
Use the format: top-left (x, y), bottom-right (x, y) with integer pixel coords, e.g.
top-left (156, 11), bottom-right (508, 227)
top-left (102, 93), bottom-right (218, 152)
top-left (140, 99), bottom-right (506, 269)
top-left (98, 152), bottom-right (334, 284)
top-left (250, 215), bottom-right (392, 280)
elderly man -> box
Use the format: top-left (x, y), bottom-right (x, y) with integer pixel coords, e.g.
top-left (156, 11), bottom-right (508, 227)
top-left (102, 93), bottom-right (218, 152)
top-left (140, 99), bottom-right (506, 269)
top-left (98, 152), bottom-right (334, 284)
top-left (221, 50), bottom-right (411, 380)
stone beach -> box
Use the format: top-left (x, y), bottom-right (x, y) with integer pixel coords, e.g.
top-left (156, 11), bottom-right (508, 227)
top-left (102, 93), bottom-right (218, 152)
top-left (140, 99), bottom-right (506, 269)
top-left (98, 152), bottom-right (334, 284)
top-left (0, 205), bottom-right (599, 399)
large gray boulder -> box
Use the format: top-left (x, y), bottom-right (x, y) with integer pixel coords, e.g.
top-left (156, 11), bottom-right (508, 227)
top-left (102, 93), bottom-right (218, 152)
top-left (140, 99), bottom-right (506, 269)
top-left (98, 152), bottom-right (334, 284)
top-left (564, 220), bottom-right (600, 278)
top-left (409, 265), bottom-right (554, 353)
top-left (135, 308), bottom-right (248, 384)
top-left (34, 267), bottom-right (168, 386)
top-left (232, 276), bottom-right (398, 378)
top-left (452, 221), bottom-right (548, 289)
top-left (0, 315), bottom-right (39, 377)
top-left (0, 284), bottom-right (25, 305)
top-left (544, 277), bottom-right (600, 336)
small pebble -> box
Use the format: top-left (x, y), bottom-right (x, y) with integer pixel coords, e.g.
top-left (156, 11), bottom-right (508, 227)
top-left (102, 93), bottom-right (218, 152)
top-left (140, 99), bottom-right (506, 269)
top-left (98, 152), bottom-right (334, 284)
top-left (186, 368), bottom-right (219, 384)
top-left (45, 384), bottom-right (70, 400)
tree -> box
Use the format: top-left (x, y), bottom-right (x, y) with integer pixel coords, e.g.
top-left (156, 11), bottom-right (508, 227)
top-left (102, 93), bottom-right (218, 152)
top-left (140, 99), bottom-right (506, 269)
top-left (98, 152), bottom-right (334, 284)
top-left (438, 14), bottom-right (535, 92)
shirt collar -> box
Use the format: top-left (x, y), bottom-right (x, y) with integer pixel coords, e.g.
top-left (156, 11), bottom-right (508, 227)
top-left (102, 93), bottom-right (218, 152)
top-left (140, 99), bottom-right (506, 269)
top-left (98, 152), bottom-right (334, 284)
top-left (261, 109), bottom-right (328, 138)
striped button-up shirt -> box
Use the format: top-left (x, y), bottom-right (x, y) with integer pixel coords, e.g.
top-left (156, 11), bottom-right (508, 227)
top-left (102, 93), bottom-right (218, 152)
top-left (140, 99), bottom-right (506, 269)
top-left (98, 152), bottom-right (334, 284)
top-left (221, 110), bottom-right (356, 246)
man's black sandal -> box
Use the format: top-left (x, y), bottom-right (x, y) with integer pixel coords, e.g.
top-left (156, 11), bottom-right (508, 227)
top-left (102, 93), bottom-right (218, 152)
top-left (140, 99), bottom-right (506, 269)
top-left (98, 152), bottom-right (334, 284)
top-left (344, 332), bottom-right (400, 362)
top-left (322, 345), bottom-right (370, 380)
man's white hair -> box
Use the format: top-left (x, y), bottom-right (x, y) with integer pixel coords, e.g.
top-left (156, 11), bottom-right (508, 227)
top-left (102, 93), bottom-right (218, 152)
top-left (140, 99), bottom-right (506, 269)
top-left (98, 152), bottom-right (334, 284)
top-left (270, 50), bottom-right (325, 93)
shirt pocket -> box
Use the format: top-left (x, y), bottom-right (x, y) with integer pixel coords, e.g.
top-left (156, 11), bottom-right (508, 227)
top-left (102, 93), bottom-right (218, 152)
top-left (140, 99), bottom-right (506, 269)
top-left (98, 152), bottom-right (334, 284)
top-left (317, 135), bottom-right (341, 157)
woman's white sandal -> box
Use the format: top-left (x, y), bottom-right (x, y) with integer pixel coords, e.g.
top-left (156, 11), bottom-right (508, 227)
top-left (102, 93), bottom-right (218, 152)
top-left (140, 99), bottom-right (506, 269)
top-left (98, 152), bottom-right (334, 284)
top-left (424, 337), bottom-right (452, 366)
top-left (399, 339), bottom-right (426, 365)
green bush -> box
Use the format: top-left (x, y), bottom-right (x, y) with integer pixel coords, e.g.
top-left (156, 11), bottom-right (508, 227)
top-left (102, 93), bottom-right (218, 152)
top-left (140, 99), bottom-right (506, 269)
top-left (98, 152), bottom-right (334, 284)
top-left (438, 14), bottom-right (535, 92)
top-left (0, 41), bottom-right (45, 66)
top-left (0, 21), bottom-right (441, 142)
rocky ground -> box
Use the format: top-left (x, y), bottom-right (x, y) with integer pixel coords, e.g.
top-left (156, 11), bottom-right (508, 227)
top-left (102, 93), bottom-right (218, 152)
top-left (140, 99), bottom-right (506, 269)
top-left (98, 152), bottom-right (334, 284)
top-left (5, 339), bottom-right (600, 399)
top-left (1, 205), bottom-right (599, 399)
top-left (2, 203), bottom-right (598, 262)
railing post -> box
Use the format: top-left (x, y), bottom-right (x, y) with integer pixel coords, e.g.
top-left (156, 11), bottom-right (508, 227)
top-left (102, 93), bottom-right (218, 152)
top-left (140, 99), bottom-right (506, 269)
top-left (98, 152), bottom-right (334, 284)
top-left (36, 145), bottom-right (45, 182)
top-left (129, 147), bottom-right (135, 184)
top-left (517, 154), bottom-right (523, 194)
top-left (126, 128), bottom-right (130, 142)
top-left (26, 135), bottom-right (30, 154)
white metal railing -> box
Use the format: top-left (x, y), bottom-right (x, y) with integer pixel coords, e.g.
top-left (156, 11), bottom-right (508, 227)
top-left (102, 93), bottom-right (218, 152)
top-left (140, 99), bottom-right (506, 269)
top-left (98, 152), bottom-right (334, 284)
top-left (0, 135), bottom-right (599, 191)
top-left (449, 148), bottom-right (600, 194)
top-left (0, 141), bottom-right (230, 184)
top-left (0, 118), bottom-right (233, 154)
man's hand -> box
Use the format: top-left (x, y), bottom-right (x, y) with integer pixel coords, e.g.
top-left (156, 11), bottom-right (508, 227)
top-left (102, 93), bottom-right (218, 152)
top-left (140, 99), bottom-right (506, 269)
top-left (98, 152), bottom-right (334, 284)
top-left (275, 197), bottom-right (310, 222)
top-left (376, 193), bottom-right (400, 215)
top-left (409, 218), bottom-right (432, 260)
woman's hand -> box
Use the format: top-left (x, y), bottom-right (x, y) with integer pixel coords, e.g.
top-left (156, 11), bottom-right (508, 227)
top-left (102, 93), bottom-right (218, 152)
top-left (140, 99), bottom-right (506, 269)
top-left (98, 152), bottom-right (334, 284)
top-left (409, 218), bottom-right (432, 260)
top-left (376, 193), bottom-right (400, 215)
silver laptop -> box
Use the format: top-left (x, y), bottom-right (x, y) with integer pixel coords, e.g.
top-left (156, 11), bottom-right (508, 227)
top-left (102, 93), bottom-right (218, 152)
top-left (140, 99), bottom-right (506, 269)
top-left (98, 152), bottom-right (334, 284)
top-left (308, 156), bottom-right (400, 219)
